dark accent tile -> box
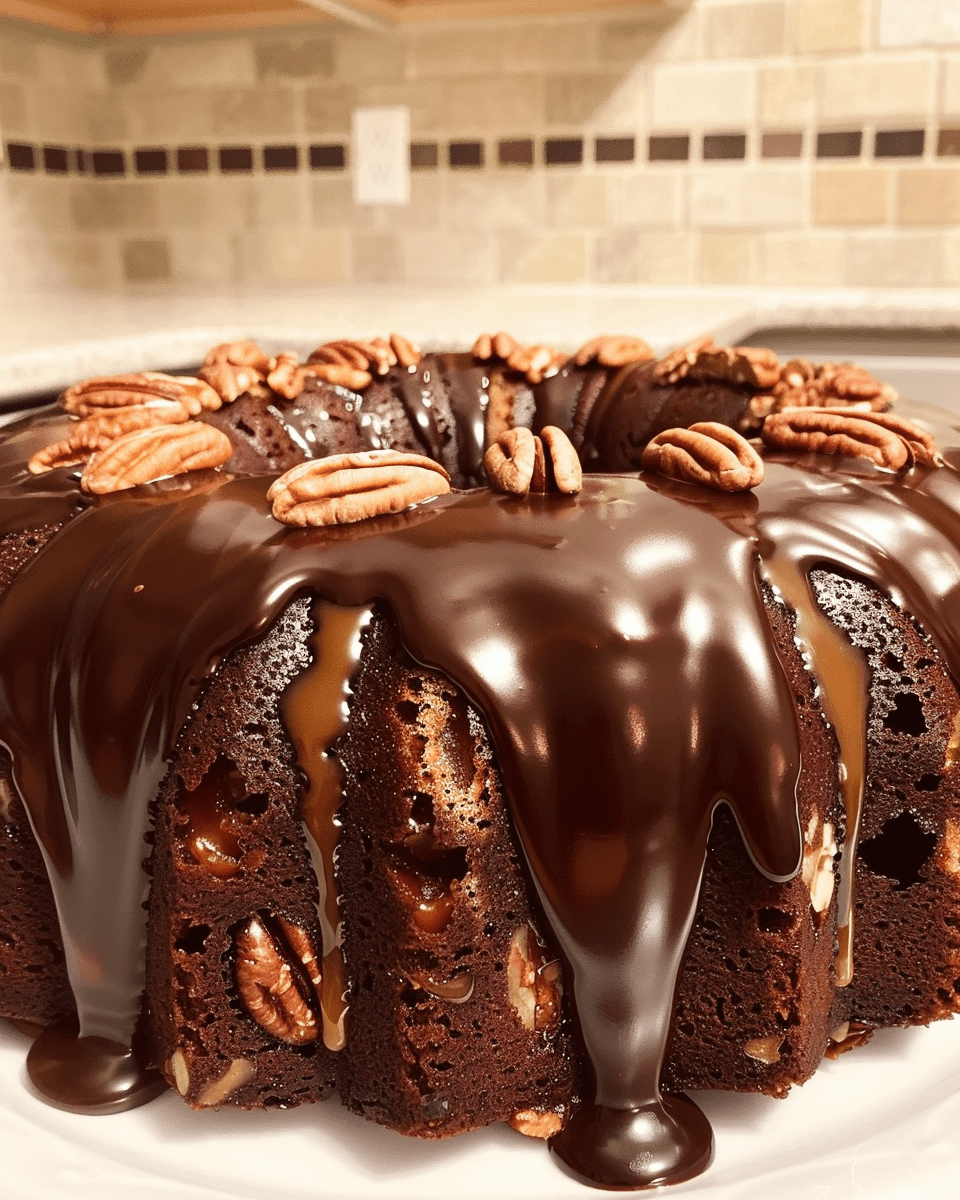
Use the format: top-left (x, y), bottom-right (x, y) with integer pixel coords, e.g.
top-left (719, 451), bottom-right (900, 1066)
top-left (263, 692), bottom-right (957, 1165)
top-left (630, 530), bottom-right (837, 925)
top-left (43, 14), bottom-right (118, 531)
top-left (595, 136), bottom-right (635, 163)
top-left (92, 150), bottom-right (125, 176)
top-left (177, 145), bottom-right (209, 173)
top-left (938, 128), bottom-right (960, 157)
top-left (410, 141), bottom-right (438, 169)
top-left (648, 134), bottom-right (689, 162)
top-left (544, 137), bottom-right (583, 165)
top-left (703, 132), bottom-right (747, 160)
top-left (874, 128), bottom-right (925, 158)
top-left (449, 140), bottom-right (484, 168)
top-left (74, 148), bottom-right (88, 174)
top-left (42, 145), bottom-right (69, 174)
top-left (135, 148), bottom-right (168, 175)
top-left (309, 142), bottom-right (346, 170)
top-left (816, 129), bottom-right (862, 158)
top-left (264, 144), bottom-right (299, 171)
top-left (498, 138), bottom-right (534, 167)
top-left (761, 131), bottom-right (803, 159)
top-left (6, 142), bottom-right (36, 171)
top-left (219, 145), bottom-right (253, 173)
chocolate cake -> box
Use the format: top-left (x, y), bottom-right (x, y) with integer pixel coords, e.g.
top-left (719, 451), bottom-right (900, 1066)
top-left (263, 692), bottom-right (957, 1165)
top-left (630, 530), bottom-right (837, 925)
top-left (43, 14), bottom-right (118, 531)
top-left (1, 331), bottom-right (959, 1191)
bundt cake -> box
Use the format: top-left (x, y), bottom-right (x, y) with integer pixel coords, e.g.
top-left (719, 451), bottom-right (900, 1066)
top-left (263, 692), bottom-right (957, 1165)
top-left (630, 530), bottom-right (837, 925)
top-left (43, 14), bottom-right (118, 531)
top-left (1, 330), bottom-right (959, 1191)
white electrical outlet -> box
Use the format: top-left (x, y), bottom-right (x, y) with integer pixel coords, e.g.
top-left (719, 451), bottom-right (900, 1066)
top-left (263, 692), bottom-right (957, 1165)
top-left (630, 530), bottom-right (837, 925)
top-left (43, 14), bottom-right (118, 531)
top-left (352, 105), bottom-right (410, 206)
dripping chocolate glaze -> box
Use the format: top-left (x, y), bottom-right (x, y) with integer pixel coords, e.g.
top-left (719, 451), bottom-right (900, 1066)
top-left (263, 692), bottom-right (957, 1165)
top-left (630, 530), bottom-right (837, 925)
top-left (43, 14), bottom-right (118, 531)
top-left (2, 369), bottom-right (960, 1187)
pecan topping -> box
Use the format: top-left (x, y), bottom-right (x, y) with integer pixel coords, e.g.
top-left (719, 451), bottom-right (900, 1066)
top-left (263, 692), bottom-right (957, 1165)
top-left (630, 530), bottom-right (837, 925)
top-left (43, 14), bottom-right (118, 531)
top-left (509, 1108), bottom-right (564, 1139)
top-left (574, 335), bottom-right (654, 369)
top-left (61, 372), bottom-right (220, 418)
top-left (29, 401), bottom-right (190, 475)
top-left (641, 422), bottom-right (765, 492)
top-left (762, 407), bottom-right (941, 470)
top-left (266, 351), bottom-right (308, 401)
top-left (471, 331), bottom-right (567, 385)
top-left (305, 334), bottom-right (417, 388)
top-left (507, 924), bottom-right (562, 1034)
top-left (484, 426), bottom-right (582, 495)
top-left (268, 449), bottom-right (451, 527)
top-left (197, 340), bottom-right (273, 403)
top-left (390, 332), bottom-right (421, 369)
top-left (654, 336), bottom-right (780, 389)
top-left (234, 914), bottom-right (321, 1045)
top-left (772, 360), bottom-right (897, 412)
top-left (81, 421), bottom-right (233, 494)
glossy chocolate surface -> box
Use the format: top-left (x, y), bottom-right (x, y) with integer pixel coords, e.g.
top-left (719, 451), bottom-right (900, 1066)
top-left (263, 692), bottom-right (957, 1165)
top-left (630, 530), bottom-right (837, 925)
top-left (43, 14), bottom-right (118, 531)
top-left (1, 363), bottom-right (960, 1189)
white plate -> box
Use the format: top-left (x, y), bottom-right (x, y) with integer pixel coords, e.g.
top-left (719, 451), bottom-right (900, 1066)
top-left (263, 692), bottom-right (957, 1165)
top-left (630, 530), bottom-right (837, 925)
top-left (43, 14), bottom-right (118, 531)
top-left (1, 1016), bottom-right (959, 1200)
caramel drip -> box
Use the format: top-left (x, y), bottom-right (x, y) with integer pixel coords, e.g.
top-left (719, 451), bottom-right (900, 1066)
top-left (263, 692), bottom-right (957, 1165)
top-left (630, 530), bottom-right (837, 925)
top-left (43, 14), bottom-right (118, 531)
top-left (281, 601), bottom-right (371, 1051)
top-left (761, 555), bottom-right (868, 985)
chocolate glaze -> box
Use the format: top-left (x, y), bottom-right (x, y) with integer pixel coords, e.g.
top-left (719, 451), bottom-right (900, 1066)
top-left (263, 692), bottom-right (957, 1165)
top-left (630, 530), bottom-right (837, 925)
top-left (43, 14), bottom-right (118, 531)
top-left (1, 367), bottom-right (960, 1189)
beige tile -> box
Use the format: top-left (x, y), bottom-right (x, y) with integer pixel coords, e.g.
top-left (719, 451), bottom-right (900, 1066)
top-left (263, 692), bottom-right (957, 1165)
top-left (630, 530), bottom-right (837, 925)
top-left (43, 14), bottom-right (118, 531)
top-left (546, 72), bottom-right (624, 129)
top-left (598, 14), bottom-right (677, 63)
top-left (637, 231), bottom-right (699, 283)
top-left (0, 230), bottom-right (111, 288)
top-left (759, 64), bottom-right (817, 127)
top-left (546, 174), bottom-right (607, 229)
top-left (353, 79), bottom-right (447, 137)
top-left (701, 230), bottom-right (760, 284)
top-left (372, 173), bottom-right (444, 233)
top-left (70, 181), bottom-right (158, 232)
top-left (443, 75), bottom-right (544, 134)
top-left (311, 175), bottom-right (357, 227)
top-left (845, 232), bottom-right (943, 286)
top-left (237, 226), bottom-right (349, 284)
top-left (942, 230), bottom-right (960, 285)
top-left (607, 172), bottom-right (681, 228)
top-left (647, 8), bottom-right (700, 64)
top-left (204, 177), bottom-right (258, 232)
top-left (138, 39), bottom-right (256, 88)
top-left (351, 233), bottom-right (404, 283)
top-left (793, 0), bottom-right (867, 54)
top-left (2, 173), bottom-right (71, 230)
top-left (168, 230), bottom-right (235, 285)
top-left (211, 87), bottom-right (298, 139)
top-left (593, 230), bottom-right (643, 284)
top-left (592, 71), bottom-right (647, 133)
top-left (154, 178), bottom-right (215, 230)
top-left (135, 89), bottom-right (216, 142)
top-left (943, 55), bottom-right (960, 116)
top-left (104, 48), bottom-right (150, 87)
top-left (897, 167), bottom-right (960, 224)
top-left (760, 231), bottom-right (847, 285)
top-left (688, 167), bottom-right (806, 228)
top-left (334, 32), bottom-right (405, 85)
top-left (703, 2), bottom-right (787, 58)
top-left (35, 40), bottom-right (104, 90)
top-left (812, 167), bottom-right (892, 226)
top-left (30, 86), bottom-right (89, 142)
top-left (403, 231), bottom-right (498, 285)
top-left (86, 92), bottom-right (128, 143)
top-left (0, 32), bottom-right (38, 78)
top-left (818, 57), bottom-right (935, 122)
top-left (255, 37), bottom-right (335, 82)
top-left (499, 231), bottom-right (588, 283)
top-left (122, 238), bottom-right (171, 283)
top-left (446, 170), bottom-right (544, 231)
top-left (303, 85), bottom-right (356, 136)
top-left (0, 81), bottom-right (26, 136)
top-left (502, 20), bottom-right (597, 69)
top-left (652, 64), bottom-right (756, 128)
top-left (247, 175), bottom-right (309, 228)
top-left (407, 26), bottom-right (502, 77)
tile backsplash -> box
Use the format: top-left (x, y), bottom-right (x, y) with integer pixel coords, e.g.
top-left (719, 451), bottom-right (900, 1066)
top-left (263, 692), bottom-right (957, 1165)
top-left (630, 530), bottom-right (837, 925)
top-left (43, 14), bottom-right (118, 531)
top-left (1, 0), bottom-right (959, 289)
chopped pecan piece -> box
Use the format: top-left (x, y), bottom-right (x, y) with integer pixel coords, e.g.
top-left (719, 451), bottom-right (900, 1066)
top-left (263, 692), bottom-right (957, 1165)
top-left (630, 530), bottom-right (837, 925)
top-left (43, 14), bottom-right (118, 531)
top-left (81, 421), bottom-right (233, 494)
top-left (390, 332), bottom-right (421, 369)
top-left (506, 924), bottom-right (562, 1033)
top-left (654, 337), bottom-right (780, 389)
top-left (641, 422), bottom-right (765, 492)
top-left (762, 407), bottom-right (941, 470)
top-left (234, 914), bottom-right (321, 1046)
top-left (509, 1108), bottom-right (564, 1139)
top-left (574, 335), bottom-right (654, 369)
top-left (484, 426), bottom-right (582, 495)
top-left (772, 360), bottom-right (897, 412)
top-left (267, 351), bottom-right (308, 401)
top-left (268, 449), bottom-right (451, 527)
top-left (29, 401), bottom-right (190, 475)
top-left (472, 331), bottom-right (566, 385)
top-left (61, 372), bottom-right (220, 418)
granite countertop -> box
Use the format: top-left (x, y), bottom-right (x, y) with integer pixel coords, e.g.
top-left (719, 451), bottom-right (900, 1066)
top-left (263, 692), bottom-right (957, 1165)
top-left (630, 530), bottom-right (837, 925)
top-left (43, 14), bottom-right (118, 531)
top-left (1, 283), bottom-right (958, 401)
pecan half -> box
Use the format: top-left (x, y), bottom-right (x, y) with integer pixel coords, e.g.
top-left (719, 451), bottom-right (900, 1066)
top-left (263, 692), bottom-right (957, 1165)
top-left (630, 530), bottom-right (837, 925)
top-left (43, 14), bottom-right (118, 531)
top-left (234, 914), bottom-right (321, 1046)
top-left (472, 331), bottom-right (566, 385)
top-left (307, 336), bottom-right (403, 381)
top-left (484, 426), bottom-right (582, 495)
top-left (574, 335), bottom-right (654, 369)
top-left (268, 449), bottom-right (451, 527)
top-left (81, 421), bottom-right (233, 494)
top-left (506, 924), bottom-right (562, 1034)
top-left (772, 360), bottom-right (896, 412)
top-left (390, 332), bottom-right (421, 369)
top-left (61, 372), bottom-right (220, 418)
top-left (204, 339), bottom-right (272, 373)
top-left (654, 336), bottom-right (779, 389)
top-left (310, 362), bottom-right (373, 391)
top-left (641, 422), bottom-right (765, 492)
top-left (267, 350), bottom-right (308, 400)
top-left (29, 401), bottom-right (190, 475)
top-left (198, 361), bottom-right (266, 404)
top-left (762, 407), bottom-right (941, 470)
